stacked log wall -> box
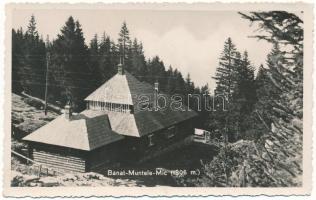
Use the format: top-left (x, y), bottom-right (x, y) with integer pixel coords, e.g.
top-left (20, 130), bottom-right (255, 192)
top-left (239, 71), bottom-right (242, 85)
top-left (29, 142), bottom-right (88, 173)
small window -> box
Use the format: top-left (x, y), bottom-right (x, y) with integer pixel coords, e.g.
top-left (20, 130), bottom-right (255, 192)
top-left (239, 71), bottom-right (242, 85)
top-left (148, 134), bottom-right (155, 147)
top-left (166, 126), bottom-right (176, 139)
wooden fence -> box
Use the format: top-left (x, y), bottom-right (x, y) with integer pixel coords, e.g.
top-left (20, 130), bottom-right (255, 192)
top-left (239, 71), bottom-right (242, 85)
top-left (11, 150), bottom-right (64, 177)
top-left (193, 134), bottom-right (222, 147)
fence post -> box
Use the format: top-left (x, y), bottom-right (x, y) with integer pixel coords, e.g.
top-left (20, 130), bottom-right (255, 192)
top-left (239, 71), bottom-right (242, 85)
top-left (38, 165), bottom-right (42, 177)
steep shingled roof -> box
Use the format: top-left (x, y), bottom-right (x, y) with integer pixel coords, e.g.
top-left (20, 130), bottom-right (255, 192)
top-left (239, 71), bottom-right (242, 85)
top-left (81, 108), bottom-right (197, 137)
top-left (83, 68), bottom-right (198, 137)
top-left (133, 107), bottom-right (197, 136)
top-left (84, 71), bottom-right (154, 106)
top-left (81, 110), bottom-right (139, 137)
top-left (23, 112), bottom-right (124, 151)
top-left (24, 69), bottom-right (198, 150)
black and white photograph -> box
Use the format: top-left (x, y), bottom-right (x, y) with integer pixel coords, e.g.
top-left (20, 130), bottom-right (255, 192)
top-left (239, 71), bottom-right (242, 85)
top-left (3, 2), bottom-right (313, 197)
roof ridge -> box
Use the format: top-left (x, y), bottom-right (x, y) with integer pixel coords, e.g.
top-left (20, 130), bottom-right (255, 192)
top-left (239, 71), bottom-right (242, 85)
top-left (84, 116), bottom-right (92, 150)
top-left (84, 72), bottom-right (133, 104)
top-left (84, 77), bottom-right (111, 101)
top-left (23, 111), bottom-right (124, 151)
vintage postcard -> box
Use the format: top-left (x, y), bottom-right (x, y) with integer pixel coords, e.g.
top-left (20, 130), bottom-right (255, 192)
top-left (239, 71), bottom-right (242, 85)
top-left (3, 2), bottom-right (314, 197)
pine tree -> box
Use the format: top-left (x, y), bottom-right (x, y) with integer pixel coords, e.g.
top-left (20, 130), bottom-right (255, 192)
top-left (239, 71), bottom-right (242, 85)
top-left (26, 14), bottom-right (38, 39)
top-left (98, 33), bottom-right (116, 82)
top-left (12, 15), bottom-right (203, 120)
top-left (12, 29), bottom-right (24, 93)
top-left (255, 44), bottom-right (284, 122)
top-left (51, 16), bottom-right (91, 111)
top-left (147, 56), bottom-right (166, 86)
top-left (130, 38), bottom-right (147, 80)
top-left (173, 69), bottom-right (185, 95)
top-left (90, 34), bottom-right (98, 54)
top-left (118, 21), bottom-right (131, 65)
top-left (213, 37), bottom-right (239, 98)
top-left (89, 34), bottom-right (102, 87)
top-left (205, 11), bottom-right (305, 187)
top-left (185, 73), bottom-right (195, 96)
top-left (234, 51), bottom-right (256, 139)
top-left (212, 38), bottom-right (242, 142)
top-left (16, 15), bottom-right (46, 98)
top-left (165, 66), bottom-right (175, 94)
top-left (236, 52), bottom-right (255, 107)
top-left (110, 39), bottom-right (119, 66)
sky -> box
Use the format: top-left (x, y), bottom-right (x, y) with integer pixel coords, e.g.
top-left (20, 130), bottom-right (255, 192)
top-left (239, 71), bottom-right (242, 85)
top-left (11, 8), bottom-right (273, 89)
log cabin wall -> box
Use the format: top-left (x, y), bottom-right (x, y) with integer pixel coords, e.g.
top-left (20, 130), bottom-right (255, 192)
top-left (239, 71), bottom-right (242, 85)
top-left (29, 142), bottom-right (88, 173)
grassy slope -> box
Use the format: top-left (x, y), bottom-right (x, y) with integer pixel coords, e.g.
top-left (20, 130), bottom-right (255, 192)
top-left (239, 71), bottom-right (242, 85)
top-left (12, 93), bottom-right (58, 137)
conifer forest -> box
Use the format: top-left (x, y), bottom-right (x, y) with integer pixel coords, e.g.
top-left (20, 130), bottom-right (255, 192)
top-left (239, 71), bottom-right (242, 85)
top-left (11, 11), bottom-right (303, 187)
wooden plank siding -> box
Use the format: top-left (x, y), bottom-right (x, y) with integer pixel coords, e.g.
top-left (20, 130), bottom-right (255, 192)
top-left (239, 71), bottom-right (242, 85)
top-left (28, 140), bottom-right (124, 173)
top-left (29, 142), bottom-right (88, 173)
top-left (33, 151), bottom-right (86, 172)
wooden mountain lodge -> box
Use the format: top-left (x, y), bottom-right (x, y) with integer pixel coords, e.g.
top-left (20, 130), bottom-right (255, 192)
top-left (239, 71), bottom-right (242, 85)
top-left (23, 63), bottom-right (197, 173)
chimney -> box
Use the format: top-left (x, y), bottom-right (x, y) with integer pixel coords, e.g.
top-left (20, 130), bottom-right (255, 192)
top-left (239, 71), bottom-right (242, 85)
top-left (64, 103), bottom-right (72, 120)
top-left (154, 81), bottom-right (159, 93)
top-left (118, 63), bottom-right (124, 75)
top-left (153, 81), bottom-right (160, 111)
